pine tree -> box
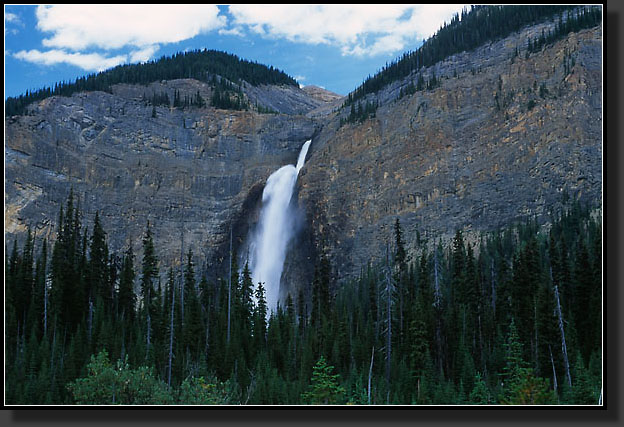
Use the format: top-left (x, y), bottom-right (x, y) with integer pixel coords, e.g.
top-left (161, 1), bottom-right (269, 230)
top-left (16, 229), bottom-right (35, 333)
top-left (469, 373), bottom-right (491, 404)
top-left (393, 218), bottom-right (408, 351)
top-left (33, 238), bottom-right (49, 338)
top-left (88, 212), bottom-right (110, 307)
top-left (311, 254), bottom-right (331, 332)
top-left (572, 239), bottom-right (597, 365)
top-left (301, 356), bottom-right (346, 404)
top-left (183, 249), bottom-right (202, 359)
top-left (49, 190), bottom-right (86, 329)
top-left (164, 267), bottom-right (177, 387)
top-left (238, 262), bottom-right (255, 338)
top-left (118, 246), bottom-right (136, 323)
top-left (141, 222), bottom-right (158, 361)
top-left (500, 319), bottom-right (556, 404)
top-left (253, 281), bottom-right (268, 352)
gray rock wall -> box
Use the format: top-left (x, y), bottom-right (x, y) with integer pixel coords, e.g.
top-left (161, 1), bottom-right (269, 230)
top-left (6, 85), bottom-right (318, 279)
top-left (5, 20), bottom-right (602, 305)
top-left (297, 24), bottom-right (602, 285)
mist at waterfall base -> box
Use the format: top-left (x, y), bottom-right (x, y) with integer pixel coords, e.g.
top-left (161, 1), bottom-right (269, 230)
top-left (245, 140), bottom-right (311, 313)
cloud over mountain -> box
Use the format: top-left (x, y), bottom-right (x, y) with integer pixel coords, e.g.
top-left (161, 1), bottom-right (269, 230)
top-left (13, 5), bottom-right (225, 70)
top-left (227, 4), bottom-right (467, 57)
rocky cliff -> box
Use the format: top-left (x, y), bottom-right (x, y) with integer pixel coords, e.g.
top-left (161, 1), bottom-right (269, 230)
top-left (5, 81), bottom-right (322, 278)
top-left (5, 17), bottom-right (601, 301)
top-left (298, 21), bottom-right (602, 285)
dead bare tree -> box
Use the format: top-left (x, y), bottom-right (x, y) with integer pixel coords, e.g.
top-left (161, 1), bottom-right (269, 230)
top-left (550, 267), bottom-right (572, 388)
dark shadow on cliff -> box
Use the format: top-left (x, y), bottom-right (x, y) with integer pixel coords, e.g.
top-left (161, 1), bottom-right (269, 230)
top-left (202, 182), bottom-right (264, 284)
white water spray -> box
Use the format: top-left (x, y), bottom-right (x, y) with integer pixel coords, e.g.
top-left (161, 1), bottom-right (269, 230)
top-left (248, 139), bottom-right (311, 312)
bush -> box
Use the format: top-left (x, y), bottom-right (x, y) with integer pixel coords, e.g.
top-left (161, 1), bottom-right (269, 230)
top-left (67, 350), bottom-right (173, 405)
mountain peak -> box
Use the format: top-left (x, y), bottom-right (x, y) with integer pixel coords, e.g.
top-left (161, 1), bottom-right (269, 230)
top-left (301, 85), bottom-right (343, 102)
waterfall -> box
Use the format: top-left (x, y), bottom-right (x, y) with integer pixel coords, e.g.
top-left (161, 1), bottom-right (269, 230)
top-left (248, 139), bottom-right (312, 312)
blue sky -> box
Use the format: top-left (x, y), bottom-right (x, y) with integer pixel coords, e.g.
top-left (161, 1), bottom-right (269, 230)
top-left (5, 5), bottom-right (467, 98)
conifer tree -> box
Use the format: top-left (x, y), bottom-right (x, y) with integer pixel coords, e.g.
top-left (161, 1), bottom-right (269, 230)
top-left (118, 246), bottom-right (136, 323)
top-left (183, 249), bottom-right (202, 359)
top-left (88, 212), bottom-right (110, 307)
top-left (141, 222), bottom-right (158, 360)
top-left (500, 319), bottom-right (556, 404)
top-left (469, 373), bottom-right (491, 404)
top-left (33, 238), bottom-right (49, 338)
top-left (16, 229), bottom-right (35, 332)
top-left (301, 356), bottom-right (346, 404)
top-left (253, 281), bottom-right (268, 352)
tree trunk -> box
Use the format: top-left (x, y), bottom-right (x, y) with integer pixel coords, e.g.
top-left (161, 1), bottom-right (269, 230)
top-left (227, 227), bottom-right (232, 344)
top-left (87, 296), bottom-right (93, 343)
top-left (491, 259), bottom-right (496, 315)
top-left (434, 250), bottom-right (441, 309)
top-left (549, 344), bottom-right (558, 393)
top-left (368, 346), bottom-right (374, 405)
top-left (386, 271), bottom-right (392, 404)
top-left (552, 275), bottom-right (572, 388)
top-left (50, 321), bottom-right (57, 389)
top-left (168, 277), bottom-right (175, 387)
top-left (180, 233), bottom-right (185, 325)
top-left (432, 249), bottom-right (445, 374)
top-left (205, 314), bottom-right (210, 356)
top-left (382, 246), bottom-right (393, 405)
top-left (146, 286), bottom-right (151, 360)
top-left (43, 278), bottom-right (48, 337)
top-left (534, 299), bottom-right (539, 371)
top-left (121, 314), bottom-right (126, 361)
top-left (478, 314), bottom-right (484, 372)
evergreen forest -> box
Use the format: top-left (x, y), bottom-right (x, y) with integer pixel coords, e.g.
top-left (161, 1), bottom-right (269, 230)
top-left (4, 4), bottom-right (603, 407)
top-left (5, 191), bottom-right (602, 405)
top-left (342, 5), bottom-right (601, 109)
top-left (5, 49), bottom-right (297, 116)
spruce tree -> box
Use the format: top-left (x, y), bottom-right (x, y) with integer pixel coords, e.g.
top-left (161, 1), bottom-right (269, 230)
top-left (88, 212), bottom-right (109, 307)
top-left (253, 281), bottom-right (268, 352)
top-left (118, 246), bottom-right (136, 323)
top-left (183, 249), bottom-right (202, 359)
top-left (301, 356), bottom-right (346, 404)
top-left (141, 222), bottom-right (158, 361)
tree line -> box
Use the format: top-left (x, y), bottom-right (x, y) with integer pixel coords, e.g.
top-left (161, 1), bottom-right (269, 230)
top-left (344, 5), bottom-right (601, 109)
top-left (5, 191), bottom-right (601, 404)
top-left (6, 49), bottom-right (297, 116)
top-left (527, 7), bottom-right (602, 55)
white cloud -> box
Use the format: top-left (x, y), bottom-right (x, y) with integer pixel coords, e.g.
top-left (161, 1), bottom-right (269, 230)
top-left (218, 26), bottom-right (245, 37)
top-left (5, 12), bottom-right (21, 23)
top-left (129, 45), bottom-right (159, 63)
top-left (227, 4), bottom-right (468, 57)
top-left (36, 5), bottom-right (226, 51)
top-left (14, 5), bottom-right (226, 71)
top-left (5, 11), bottom-right (24, 35)
top-left (13, 49), bottom-right (128, 71)
top-left (12, 4), bottom-right (470, 73)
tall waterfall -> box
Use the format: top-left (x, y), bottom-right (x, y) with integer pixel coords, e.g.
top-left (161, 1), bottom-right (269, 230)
top-left (248, 139), bottom-right (311, 312)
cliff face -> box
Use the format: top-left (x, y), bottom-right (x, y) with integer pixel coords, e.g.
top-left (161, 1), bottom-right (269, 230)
top-left (5, 81), bottom-right (320, 275)
top-left (5, 18), bottom-right (602, 298)
top-left (298, 22), bottom-right (602, 283)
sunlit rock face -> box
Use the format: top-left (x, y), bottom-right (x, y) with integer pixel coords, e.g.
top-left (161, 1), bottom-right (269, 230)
top-left (298, 23), bottom-right (602, 284)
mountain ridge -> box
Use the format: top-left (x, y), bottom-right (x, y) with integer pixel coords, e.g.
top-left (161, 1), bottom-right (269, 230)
top-left (5, 6), bottom-right (602, 293)
top-left (5, 48), bottom-right (300, 117)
